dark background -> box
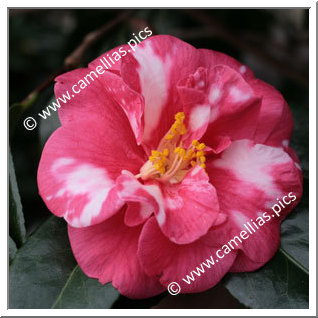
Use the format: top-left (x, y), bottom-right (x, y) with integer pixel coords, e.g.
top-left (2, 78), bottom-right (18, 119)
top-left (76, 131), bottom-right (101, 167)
top-left (9, 9), bottom-right (309, 309)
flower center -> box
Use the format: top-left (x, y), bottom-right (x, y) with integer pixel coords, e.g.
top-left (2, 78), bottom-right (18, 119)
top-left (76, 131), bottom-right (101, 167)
top-left (136, 112), bottom-right (207, 184)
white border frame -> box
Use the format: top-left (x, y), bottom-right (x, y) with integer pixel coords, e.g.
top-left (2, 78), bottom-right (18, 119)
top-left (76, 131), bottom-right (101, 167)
top-left (3, 1), bottom-right (316, 316)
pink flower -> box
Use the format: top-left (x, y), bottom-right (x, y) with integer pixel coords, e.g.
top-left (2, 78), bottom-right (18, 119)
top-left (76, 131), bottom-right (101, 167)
top-left (38, 35), bottom-right (303, 298)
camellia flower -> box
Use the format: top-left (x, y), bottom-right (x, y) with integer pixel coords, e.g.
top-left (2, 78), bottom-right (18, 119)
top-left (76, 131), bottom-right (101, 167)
top-left (38, 35), bottom-right (303, 298)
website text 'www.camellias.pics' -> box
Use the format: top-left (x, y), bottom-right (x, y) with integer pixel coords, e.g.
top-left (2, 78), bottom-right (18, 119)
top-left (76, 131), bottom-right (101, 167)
top-left (167, 192), bottom-right (297, 296)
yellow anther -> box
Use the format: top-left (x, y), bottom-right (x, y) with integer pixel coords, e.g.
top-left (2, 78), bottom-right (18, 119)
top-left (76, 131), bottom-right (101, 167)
top-left (141, 112), bottom-right (209, 182)
top-left (175, 112), bottom-right (185, 121)
top-left (179, 148), bottom-right (186, 158)
top-left (179, 124), bottom-right (187, 135)
top-left (154, 162), bottom-right (163, 170)
top-left (196, 150), bottom-right (204, 157)
top-left (184, 149), bottom-right (194, 160)
top-left (158, 167), bottom-right (165, 174)
top-left (174, 147), bottom-right (181, 154)
top-left (151, 150), bottom-right (160, 157)
top-left (149, 156), bottom-right (156, 162)
top-left (197, 143), bottom-right (206, 150)
top-left (171, 123), bottom-right (178, 134)
top-left (192, 140), bottom-right (199, 147)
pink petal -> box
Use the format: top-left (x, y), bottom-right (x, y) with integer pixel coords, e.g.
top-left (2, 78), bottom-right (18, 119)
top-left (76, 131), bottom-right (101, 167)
top-left (229, 251), bottom-right (266, 272)
top-left (54, 68), bottom-right (117, 126)
top-left (159, 166), bottom-right (220, 244)
top-left (37, 117), bottom-right (145, 227)
top-left (202, 65), bottom-right (262, 143)
top-left (120, 35), bottom-right (201, 151)
top-left (117, 167), bottom-right (220, 244)
top-left (90, 70), bottom-right (144, 145)
top-left (251, 79), bottom-right (293, 147)
top-left (138, 217), bottom-right (237, 293)
top-left (199, 48), bottom-right (255, 81)
top-left (88, 48), bottom-right (145, 145)
top-left (124, 201), bottom-right (153, 227)
top-left (206, 139), bottom-right (303, 264)
top-left (68, 210), bottom-right (165, 298)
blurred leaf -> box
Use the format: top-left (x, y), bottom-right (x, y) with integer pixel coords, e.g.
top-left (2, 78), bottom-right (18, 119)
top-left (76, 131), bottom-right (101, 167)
top-left (9, 236), bottom-right (17, 264)
top-left (9, 150), bottom-right (26, 247)
top-left (224, 249), bottom-right (308, 309)
top-left (280, 204), bottom-right (308, 270)
top-left (9, 92), bottom-right (38, 140)
top-left (10, 216), bottom-right (120, 309)
top-left (39, 96), bottom-right (61, 148)
top-left (279, 104), bottom-right (309, 269)
top-left (9, 216), bottom-right (76, 309)
top-left (52, 265), bottom-right (119, 309)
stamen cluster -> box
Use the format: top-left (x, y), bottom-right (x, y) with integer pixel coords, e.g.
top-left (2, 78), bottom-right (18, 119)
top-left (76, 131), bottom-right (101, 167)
top-left (137, 112), bottom-right (207, 183)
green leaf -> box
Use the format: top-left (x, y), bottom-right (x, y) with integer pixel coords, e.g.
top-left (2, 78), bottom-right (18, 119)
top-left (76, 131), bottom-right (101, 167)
top-left (9, 216), bottom-right (77, 309)
top-left (39, 96), bottom-right (61, 148)
top-left (10, 216), bottom-right (120, 309)
top-left (9, 92), bottom-right (38, 139)
top-left (52, 266), bottom-right (119, 309)
top-left (9, 236), bottom-right (17, 264)
top-left (280, 204), bottom-right (308, 269)
top-left (9, 150), bottom-right (26, 247)
top-left (280, 104), bottom-right (309, 269)
top-left (224, 249), bottom-right (309, 308)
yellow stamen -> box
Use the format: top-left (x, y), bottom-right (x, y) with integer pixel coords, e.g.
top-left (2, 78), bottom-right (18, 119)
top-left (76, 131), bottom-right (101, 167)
top-left (197, 143), bottom-right (206, 150)
top-left (179, 148), bottom-right (186, 158)
top-left (199, 156), bottom-right (206, 163)
top-left (192, 140), bottom-right (199, 147)
top-left (191, 160), bottom-right (197, 167)
top-left (196, 150), bottom-right (204, 157)
top-left (139, 111), bottom-right (208, 183)
top-left (175, 112), bottom-right (185, 121)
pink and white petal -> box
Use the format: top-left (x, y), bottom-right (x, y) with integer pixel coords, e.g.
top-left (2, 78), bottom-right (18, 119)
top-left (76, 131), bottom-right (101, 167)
top-left (124, 201), bottom-right (154, 227)
top-left (55, 68), bottom-right (130, 127)
top-left (68, 210), bottom-right (165, 299)
top-left (138, 217), bottom-right (237, 294)
top-left (176, 67), bottom-right (211, 145)
top-left (251, 79), bottom-right (293, 147)
top-left (95, 71), bottom-right (144, 144)
top-left (210, 213), bottom-right (281, 264)
top-left (205, 139), bottom-right (302, 262)
top-left (160, 166), bottom-right (220, 244)
top-left (120, 35), bottom-right (202, 151)
top-left (202, 65), bottom-right (262, 143)
top-left (199, 48), bottom-right (255, 81)
top-left (117, 167), bottom-right (220, 244)
top-left (38, 118), bottom-right (145, 227)
top-left (116, 171), bottom-right (166, 224)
